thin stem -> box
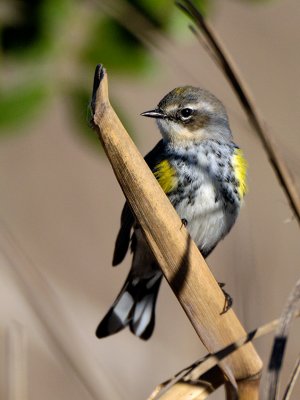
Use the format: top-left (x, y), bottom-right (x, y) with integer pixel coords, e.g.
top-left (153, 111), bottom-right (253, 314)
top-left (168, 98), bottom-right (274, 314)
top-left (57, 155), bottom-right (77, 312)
top-left (150, 310), bottom-right (300, 399)
top-left (282, 353), bottom-right (300, 400)
top-left (265, 279), bottom-right (300, 400)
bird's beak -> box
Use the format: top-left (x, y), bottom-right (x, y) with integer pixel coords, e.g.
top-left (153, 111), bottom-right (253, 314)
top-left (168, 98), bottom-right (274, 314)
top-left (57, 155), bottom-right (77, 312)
top-left (140, 109), bottom-right (166, 119)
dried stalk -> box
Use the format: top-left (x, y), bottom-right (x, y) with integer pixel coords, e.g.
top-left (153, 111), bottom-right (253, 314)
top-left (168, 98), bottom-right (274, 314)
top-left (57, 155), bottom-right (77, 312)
top-left (187, 313), bottom-right (299, 384)
top-left (149, 366), bottom-right (225, 400)
top-left (149, 310), bottom-right (300, 399)
top-left (265, 279), bottom-right (300, 400)
top-left (91, 64), bottom-right (262, 398)
top-left (177, 0), bottom-right (300, 225)
top-left (151, 381), bottom-right (213, 400)
top-left (282, 353), bottom-right (300, 400)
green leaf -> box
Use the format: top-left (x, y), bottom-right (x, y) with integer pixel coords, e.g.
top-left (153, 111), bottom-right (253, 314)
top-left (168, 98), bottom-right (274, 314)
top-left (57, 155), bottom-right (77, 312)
top-left (0, 84), bottom-right (48, 133)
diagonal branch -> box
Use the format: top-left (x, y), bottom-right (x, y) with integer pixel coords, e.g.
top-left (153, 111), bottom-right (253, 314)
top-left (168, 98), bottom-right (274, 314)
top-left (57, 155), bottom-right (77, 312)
top-left (91, 64), bottom-right (262, 399)
top-left (177, 0), bottom-right (300, 225)
top-left (149, 308), bottom-right (300, 399)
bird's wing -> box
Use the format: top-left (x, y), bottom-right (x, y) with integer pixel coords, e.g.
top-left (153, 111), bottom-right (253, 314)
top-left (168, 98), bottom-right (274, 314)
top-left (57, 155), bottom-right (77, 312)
top-left (112, 140), bottom-right (166, 266)
top-left (112, 202), bottom-right (135, 266)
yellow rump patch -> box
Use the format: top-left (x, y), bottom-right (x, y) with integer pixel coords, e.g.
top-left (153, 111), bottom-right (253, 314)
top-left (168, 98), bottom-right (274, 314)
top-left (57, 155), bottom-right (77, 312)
top-left (153, 160), bottom-right (178, 194)
top-left (233, 148), bottom-right (248, 198)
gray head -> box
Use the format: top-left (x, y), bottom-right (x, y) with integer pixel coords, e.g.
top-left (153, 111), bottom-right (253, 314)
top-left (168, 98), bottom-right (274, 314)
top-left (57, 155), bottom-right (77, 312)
top-left (141, 86), bottom-right (232, 143)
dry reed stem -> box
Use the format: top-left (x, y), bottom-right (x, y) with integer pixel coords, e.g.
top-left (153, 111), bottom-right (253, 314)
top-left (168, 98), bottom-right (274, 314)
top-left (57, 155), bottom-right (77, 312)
top-left (265, 279), bottom-right (300, 400)
top-left (227, 378), bottom-right (260, 400)
top-left (177, 0), bottom-right (300, 226)
top-left (149, 366), bottom-right (225, 400)
top-left (151, 382), bottom-right (215, 400)
top-left (185, 310), bottom-right (300, 383)
top-left (91, 64), bottom-right (262, 398)
top-left (150, 367), bottom-right (227, 400)
top-left (148, 310), bottom-right (300, 399)
top-left (282, 353), bottom-right (300, 400)
top-left (154, 382), bottom-right (212, 400)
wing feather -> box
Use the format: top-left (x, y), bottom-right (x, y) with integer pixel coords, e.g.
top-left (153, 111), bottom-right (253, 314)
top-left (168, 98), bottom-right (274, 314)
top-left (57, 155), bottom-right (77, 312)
top-left (112, 140), bottom-right (166, 266)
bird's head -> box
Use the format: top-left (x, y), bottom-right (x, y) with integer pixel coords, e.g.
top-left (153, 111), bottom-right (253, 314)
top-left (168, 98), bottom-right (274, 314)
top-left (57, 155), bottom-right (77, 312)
top-left (141, 86), bottom-right (232, 144)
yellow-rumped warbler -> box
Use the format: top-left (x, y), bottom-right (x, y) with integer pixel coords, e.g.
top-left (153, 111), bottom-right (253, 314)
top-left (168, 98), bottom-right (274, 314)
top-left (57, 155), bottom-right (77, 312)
top-left (96, 86), bottom-right (247, 340)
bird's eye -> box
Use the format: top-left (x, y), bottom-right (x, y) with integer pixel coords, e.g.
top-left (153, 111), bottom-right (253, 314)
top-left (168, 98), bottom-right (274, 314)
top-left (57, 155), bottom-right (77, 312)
top-left (180, 108), bottom-right (193, 120)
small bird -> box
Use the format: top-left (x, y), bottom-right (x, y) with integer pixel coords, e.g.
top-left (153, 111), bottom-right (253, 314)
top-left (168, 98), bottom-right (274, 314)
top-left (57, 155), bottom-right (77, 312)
top-left (96, 86), bottom-right (247, 340)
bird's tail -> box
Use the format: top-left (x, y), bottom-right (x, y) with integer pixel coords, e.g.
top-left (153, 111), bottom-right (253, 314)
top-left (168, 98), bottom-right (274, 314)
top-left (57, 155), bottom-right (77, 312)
top-left (96, 271), bottom-right (162, 340)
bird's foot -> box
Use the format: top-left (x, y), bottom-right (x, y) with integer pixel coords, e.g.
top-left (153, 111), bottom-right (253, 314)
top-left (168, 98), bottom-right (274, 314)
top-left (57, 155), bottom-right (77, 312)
top-left (181, 218), bottom-right (188, 229)
top-left (218, 282), bottom-right (233, 314)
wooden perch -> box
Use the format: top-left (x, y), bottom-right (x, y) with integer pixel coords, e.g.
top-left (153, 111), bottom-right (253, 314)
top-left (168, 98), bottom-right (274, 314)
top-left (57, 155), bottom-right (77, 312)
top-left (149, 367), bottom-right (225, 400)
top-left (91, 64), bottom-right (262, 398)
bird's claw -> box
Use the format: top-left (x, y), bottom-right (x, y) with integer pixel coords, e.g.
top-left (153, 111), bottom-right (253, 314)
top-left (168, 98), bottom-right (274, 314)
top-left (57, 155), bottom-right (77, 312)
top-left (181, 218), bottom-right (188, 229)
top-left (218, 282), bottom-right (233, 314)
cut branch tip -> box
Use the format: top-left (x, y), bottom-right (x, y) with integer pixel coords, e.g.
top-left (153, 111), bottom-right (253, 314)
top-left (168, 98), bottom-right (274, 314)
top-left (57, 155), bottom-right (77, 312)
top-left (91, 64), bottom-right (108, 119)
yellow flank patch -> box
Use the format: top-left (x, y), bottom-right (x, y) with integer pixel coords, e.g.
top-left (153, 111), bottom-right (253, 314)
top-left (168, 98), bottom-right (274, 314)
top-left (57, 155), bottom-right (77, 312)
top-left (233, 148), bottom-right (248, 198)
top-left (153, 160), bottom-right (178, 193)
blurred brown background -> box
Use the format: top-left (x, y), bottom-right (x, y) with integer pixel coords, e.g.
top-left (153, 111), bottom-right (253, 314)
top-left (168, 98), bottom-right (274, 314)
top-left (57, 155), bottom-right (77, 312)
top-left (1, 0), bottom-right (300, 399)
